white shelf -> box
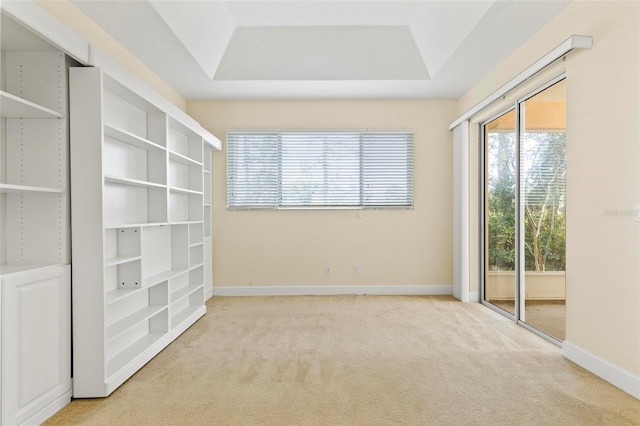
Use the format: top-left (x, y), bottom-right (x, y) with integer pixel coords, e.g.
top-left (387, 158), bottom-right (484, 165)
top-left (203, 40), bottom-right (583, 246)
top-left (142, 268), bottom-right (188, 288)
top-left (0, 183), bottom-right (63, 194)
top-left (104, 175), bottom-right (166, 189)
top-left (189, 242), bottom-right (203, 248)
top-left (168, 220), bottom-right (203, 226)
top-left (189, 261), bottom-right (204, 270)
top-left (171, 304), bottom-right (202, 330)
top-left (169, 186), bottom-right (202, 195)
top-left (104, 222), bottom-right (169, 230)
top-left (169, 151), bottom-right (202, 167)
top-left (106, 332), bottom-right (165, 380)
top-left (0, 90), bottom-right (63, 119)
top-left (189, 262), bottom-right (205, 271)
top-left (105, 255), bottom-right (141, 267)
top-left (105, 287), bottom-right (139, 305)
top-left (106, 305), bottom-right (166, 341)
top-left (104, 125), bottom-right (165, 152)
top-left (170, 283), bottom-right (202, 304)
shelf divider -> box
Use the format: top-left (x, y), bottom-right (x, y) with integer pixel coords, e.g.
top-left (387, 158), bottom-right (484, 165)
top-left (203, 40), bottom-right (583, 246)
top-left (105, 255), bottom-right (141, 267)
top-left (0, 183), bottom-right (64, 194)
top-left (0, 90), bottom-right (63, 119)
top-left (142, 268), bottom-right (188, 289)
top-left (104, 124), bottom-right (166, 152)
top-left (106, 305), bottom-right (166, 341)
top-left (170, 283), bottom-right (202, 304)
top-left (169, 151), bottom-right (202, 167)
top-left (104, 175), bottom-right (166, 189)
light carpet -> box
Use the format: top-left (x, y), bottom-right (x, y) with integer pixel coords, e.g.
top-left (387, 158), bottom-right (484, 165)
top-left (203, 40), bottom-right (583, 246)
top-left (46, 295), bottom-right (640, 425)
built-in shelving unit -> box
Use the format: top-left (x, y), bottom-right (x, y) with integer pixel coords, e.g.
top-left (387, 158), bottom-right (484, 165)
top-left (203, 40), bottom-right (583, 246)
top-left (70, 66), bottom-right (217, 398)
top-left (0, 11), bottom-right (72, 425)
top-left (0, 53), bottom-right (70, 269)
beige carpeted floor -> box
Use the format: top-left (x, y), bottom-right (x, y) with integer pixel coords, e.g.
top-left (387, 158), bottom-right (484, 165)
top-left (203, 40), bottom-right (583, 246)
top-left (46, 295), bottom-right (639, 425)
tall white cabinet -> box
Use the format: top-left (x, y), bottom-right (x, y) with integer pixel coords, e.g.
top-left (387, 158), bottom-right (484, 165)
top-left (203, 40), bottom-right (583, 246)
top-left (69, 66), bottom-right (216, 398)
top-left (0, 12), bottom-right (72, 425)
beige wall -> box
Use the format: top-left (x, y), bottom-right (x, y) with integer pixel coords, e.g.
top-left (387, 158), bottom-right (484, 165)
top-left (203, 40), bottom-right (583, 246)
top-left (188, 100), bottom-right (456, 288)
top-left (460, 1), bottom-right (640, 376)
top-left (35, 0), bottom-right (187, 110)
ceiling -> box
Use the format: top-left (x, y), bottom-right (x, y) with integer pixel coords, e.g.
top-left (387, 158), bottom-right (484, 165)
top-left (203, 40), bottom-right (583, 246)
top-left (71, 0), bottom-right (570, 100)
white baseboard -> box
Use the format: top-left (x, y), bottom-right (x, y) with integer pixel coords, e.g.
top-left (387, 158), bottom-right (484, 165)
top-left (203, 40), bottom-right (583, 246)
top-left (469, 291), bottom-right (480, 302)
top-left (563, 340), bottom-right (640, 399)
top-left (22, 389), bottom-right (71, 426)
top-left (212, 285), bottom-right (453, 297)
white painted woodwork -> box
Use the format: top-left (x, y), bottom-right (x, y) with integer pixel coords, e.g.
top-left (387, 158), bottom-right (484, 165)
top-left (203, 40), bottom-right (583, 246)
top-left (0, 49), bottom-right (70, 268)
top-left (452, 121), bottom-right (470, 302)
top-left (70, 67), bottom-right (209, 398)
top-left (1, 1), bottom-right (89, 63)
top-left (203, 144), bottom-right (213, 299)
top-left (0, 16), bottom-right (72, 422)
top-left (1, 265), bottom-right (71, 426)
top-left (204, 242), bottom-right (213, 300)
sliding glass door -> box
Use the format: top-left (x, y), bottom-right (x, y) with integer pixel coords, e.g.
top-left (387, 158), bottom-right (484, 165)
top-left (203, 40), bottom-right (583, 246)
top-left (484, 108), bottom-right (517, 317)
top-left (482, 77), bottom-right (566, 341)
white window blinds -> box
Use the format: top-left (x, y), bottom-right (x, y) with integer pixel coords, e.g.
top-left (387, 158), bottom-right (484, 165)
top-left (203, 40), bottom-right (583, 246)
top-left (227, 130), bottom-right (413, 209)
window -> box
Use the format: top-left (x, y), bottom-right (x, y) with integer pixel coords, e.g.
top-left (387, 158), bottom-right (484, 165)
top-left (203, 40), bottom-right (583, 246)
top-left (227, 130), bottom-right (413, 209)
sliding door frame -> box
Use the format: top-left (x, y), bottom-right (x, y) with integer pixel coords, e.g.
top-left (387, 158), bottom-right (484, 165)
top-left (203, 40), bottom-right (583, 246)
top-left (479, 73), bottom-right (567, 346)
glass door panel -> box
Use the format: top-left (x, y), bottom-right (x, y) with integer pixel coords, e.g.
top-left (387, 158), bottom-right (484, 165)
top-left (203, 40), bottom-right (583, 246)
top-left (520, 79), bottom-right (566, 340)
top-left (484, 109), bottom-right (517, 315)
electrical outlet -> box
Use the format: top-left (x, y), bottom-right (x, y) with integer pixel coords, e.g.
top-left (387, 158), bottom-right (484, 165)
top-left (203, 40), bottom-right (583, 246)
top-left (355, 264), bottom-right (361, 274)
top-left (325, 265), bottom-right (331, 275)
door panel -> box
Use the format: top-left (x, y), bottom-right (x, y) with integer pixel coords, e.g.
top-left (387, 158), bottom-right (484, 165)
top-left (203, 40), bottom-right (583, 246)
top-left (520, 79), bottom-right (567, 340)
top-left (484, 109), bottom-right (516, 315)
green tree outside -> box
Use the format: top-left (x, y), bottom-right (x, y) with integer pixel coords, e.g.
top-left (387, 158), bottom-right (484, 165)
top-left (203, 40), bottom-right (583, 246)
top-left (487, 131), bottom-right (566, 272)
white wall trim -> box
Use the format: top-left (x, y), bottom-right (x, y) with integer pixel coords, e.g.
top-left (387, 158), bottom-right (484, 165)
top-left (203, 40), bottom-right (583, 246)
top-left (469, 291), bottom-right (480, 303)
top-left (212, 285), bottom-right (453, 297)
top-left (21, 389), bottom-right (71, 426)
top-left (563, 340), bottom-right (640, 400)
top-left (449, 35), bottom-right (592, 130)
